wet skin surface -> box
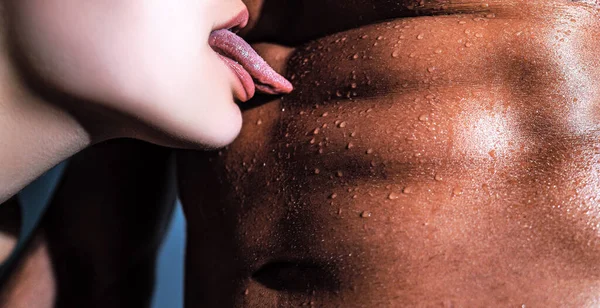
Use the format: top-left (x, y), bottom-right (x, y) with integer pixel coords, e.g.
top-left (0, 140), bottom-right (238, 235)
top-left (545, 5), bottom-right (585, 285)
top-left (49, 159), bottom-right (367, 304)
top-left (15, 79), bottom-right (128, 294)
top-left (178, 1), bottom-right (600, 307)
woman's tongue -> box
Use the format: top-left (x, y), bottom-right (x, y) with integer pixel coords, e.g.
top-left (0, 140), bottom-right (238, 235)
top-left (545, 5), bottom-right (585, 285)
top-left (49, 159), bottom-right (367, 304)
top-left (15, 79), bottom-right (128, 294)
top-left (209, 29), bottom-right (293, 98)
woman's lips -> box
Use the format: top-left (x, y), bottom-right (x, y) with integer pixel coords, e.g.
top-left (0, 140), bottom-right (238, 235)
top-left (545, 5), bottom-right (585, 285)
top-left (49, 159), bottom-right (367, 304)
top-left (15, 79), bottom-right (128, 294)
top-left (209, 29), bottom-right (293, 102)
top-left (212, 9), bottom-right (249, 33)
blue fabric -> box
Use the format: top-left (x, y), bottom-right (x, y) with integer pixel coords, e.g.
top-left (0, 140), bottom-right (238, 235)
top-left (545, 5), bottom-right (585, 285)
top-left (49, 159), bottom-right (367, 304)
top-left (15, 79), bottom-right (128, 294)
top-left (151, 201), bottom-right (185, 308)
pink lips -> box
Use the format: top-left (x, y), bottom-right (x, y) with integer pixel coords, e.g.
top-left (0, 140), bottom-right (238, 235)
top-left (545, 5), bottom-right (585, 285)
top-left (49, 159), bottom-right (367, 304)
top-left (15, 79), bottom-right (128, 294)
top-left (209, 29), bottom-right (293, 102)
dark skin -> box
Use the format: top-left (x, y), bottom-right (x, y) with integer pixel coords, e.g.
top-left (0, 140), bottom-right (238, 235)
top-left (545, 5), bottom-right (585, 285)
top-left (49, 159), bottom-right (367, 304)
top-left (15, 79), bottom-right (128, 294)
top-left (181, 0), bottom-right (600, 306)
top-left (6, 0), bottom-right (599, 307)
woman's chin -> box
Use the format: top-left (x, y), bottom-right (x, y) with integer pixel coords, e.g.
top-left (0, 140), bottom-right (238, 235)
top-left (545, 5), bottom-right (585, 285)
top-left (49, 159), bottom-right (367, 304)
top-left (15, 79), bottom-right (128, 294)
top-left (189, 101), bottom-right (243, 150)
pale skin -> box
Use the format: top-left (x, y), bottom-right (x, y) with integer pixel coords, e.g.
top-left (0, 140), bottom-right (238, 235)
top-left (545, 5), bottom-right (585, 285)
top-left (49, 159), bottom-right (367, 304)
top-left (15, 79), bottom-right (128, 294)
top-left (0, 0), bottom-right (251, 203)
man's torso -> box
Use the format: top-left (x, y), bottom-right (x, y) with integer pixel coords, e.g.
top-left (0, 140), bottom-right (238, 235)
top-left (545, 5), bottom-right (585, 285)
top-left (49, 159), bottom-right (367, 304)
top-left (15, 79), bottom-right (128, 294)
top-left (178, 1), bottom-right (600, 306)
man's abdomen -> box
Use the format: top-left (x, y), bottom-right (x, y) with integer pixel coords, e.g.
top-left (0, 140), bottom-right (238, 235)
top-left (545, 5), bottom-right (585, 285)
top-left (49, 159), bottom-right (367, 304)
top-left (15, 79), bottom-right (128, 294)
top-left (178, 5), bottom-right (600, 307)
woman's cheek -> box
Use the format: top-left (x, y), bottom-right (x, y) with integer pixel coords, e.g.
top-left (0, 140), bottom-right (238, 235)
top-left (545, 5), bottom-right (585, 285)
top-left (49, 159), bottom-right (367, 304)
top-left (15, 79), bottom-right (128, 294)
top-left (9, 1), bottom-right (136, 103)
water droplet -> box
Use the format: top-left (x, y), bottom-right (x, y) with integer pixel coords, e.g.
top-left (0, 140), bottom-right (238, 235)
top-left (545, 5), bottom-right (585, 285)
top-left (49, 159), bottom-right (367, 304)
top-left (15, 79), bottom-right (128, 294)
top-left (435, 49), bottom-right (443, 54)
top-left (352, 194), bottom-right (358, 199)
top-left (336, 171), bottom-right (344, 177)
top-left (419, 114), bottom-right (430, 122)
top-left (351, 82), bottom-right (358, 89)
top-left (366, 148), bottom-right (374, 154)
top-left (330, 193), bottom-right (338, 199)
top-left (360, 211), bottom-right (372, 218)
top-left (339, 121), bottom-right (348, 128)
top-left (465, 42), bottom-right (473, 48)
top-left (314, 168), bottom-right (321, 174)
top-left (458, 20), bottom-right (467, 25)
top-left (427, 67), bottom-right (436, 73)
top-left (475, 33), bottom-right (484, 38)
top-left (352, 53), bottom-right (359, 60)
top-left (361, 35), bottom-right (369, 39)
top-left (452, 188), bottom-right (463, 196)
top-left (310, 137), bottom-right (316, 144)
top-left (409, 52), bottom-right (416, 58)
top-left (350, 132), bottom-right (357, 137)
top-left (377, 36), bottom-right (384, 40)
top-left (244, 289), bottom-right (249, 296)
top-left (435, 174), bottom-right (444, 181)
top-left (417, 33), bottom-right (425, 40)
top-left (256, 119), bottom-right (263, 125)
top-left (347, 142), bottom-right (355, 149)
top-left (403, 186), bottom-right (413, 194)
top-left (388, 192), bottom-right (400, 200)
top-left (313, 128), bottom-right (320, 135)
top-left (322, 112), bottom-right (329, 117)
top-left (392, 50), bottom-right (400, 58)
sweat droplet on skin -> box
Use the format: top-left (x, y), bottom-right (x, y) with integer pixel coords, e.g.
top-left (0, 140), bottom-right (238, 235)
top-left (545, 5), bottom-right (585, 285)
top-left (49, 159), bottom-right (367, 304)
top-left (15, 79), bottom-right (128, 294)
top-left (453, 188), bottom-right (463, 196)
top-left (360, 211), bottom-right (372, 218)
